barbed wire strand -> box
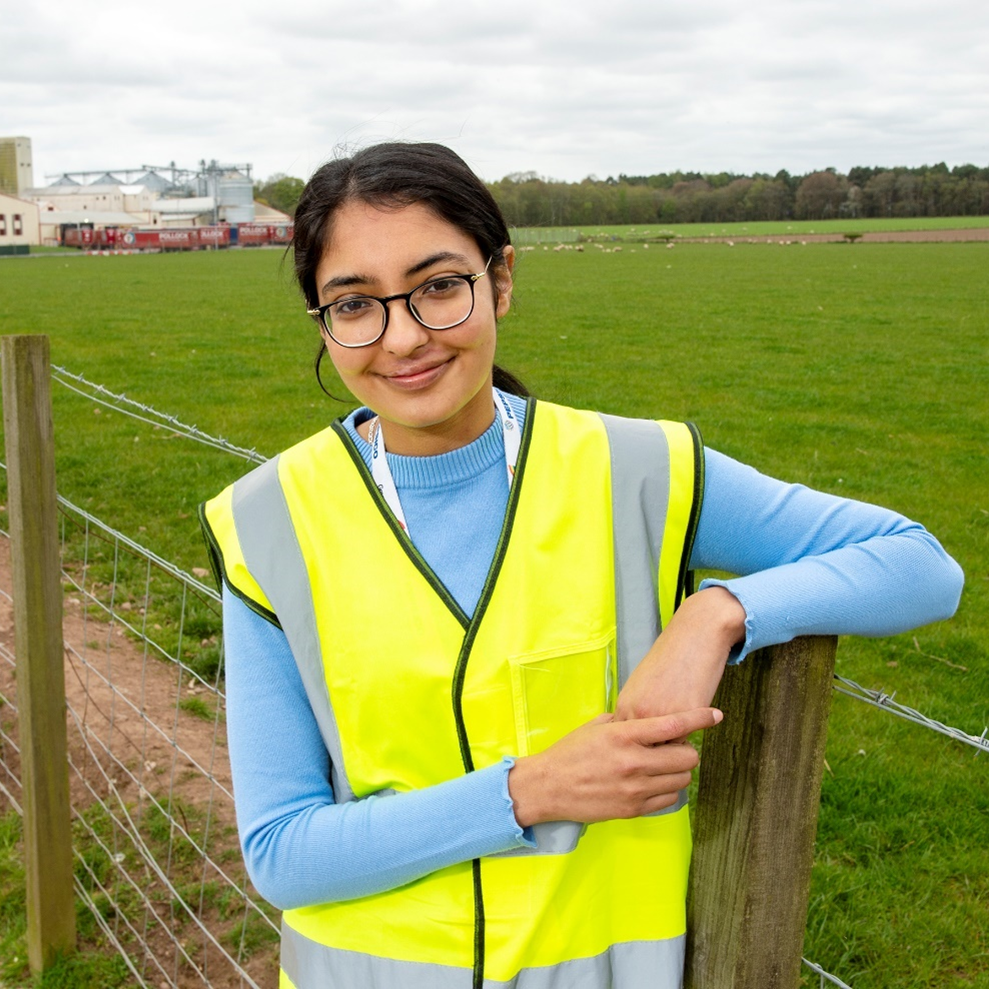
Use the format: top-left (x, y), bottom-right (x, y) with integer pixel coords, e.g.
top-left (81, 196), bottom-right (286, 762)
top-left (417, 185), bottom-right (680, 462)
top-left (834, 674), bottom-right (989, 755)
top-left (50, 364), bottom-right (269, 465)
top-left (802, 956), bottom-right (854, 988)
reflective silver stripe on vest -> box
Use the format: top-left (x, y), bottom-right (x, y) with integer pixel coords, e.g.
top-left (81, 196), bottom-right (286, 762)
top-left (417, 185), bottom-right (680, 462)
top-left (282, 919), bottom-right (685, 988)
top-left (598, 413), bottom-right (671, 687)
top-left (599, 414), bottom-right (688, 822)
top-left (231, 456), bottom-right (355, 804)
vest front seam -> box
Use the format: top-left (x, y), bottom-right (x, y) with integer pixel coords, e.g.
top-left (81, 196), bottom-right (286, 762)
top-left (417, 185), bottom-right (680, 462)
top-left (448, 397), bottom-right (536, 989)
top-left (675, 421), bottom-right (705, 607)
top-left (330, 419), bottom-right (470, 629)
top-left (471, 858), bottom-right (485, 989)
top-left (449, 397), bottom-right (536, 773)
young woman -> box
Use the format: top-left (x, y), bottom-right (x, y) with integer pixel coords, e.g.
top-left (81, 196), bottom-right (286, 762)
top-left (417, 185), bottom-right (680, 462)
top-left (201, 142), bottom-right (963, 989)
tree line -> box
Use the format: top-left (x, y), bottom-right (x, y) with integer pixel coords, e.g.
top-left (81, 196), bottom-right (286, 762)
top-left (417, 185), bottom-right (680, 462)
top-left (256, 163), bottom-right (989, 225)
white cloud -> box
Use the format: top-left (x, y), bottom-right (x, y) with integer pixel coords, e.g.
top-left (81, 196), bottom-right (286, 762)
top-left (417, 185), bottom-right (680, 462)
top-left (2, 0), bottom-right (986, 186)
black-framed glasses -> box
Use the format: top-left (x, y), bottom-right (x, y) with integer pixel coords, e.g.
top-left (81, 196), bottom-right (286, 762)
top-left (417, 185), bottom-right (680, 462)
top-left (308, 259), bottom-right (492, 348)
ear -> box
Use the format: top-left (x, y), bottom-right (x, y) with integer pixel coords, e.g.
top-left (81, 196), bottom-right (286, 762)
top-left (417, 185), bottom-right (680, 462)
top-left (495, 245), bottom-right (515, 319)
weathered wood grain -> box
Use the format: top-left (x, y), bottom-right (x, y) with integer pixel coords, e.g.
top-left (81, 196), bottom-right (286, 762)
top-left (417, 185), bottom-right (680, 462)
top-left (1, 335), bottom-right (76, 971)
top-left (686, 635), bottom-right (838, 989)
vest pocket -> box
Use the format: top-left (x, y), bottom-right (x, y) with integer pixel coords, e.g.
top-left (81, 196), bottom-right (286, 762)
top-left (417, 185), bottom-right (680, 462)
top-left (508, 632), bottom-right (617, 757)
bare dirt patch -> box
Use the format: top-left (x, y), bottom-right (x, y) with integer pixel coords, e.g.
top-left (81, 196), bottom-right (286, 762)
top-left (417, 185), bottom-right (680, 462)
top-left (0, 536), bottom-right (279, 989)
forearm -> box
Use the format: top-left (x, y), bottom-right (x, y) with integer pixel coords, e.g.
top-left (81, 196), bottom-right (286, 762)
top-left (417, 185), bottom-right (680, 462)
top-left (223, 587), bottom-right (529, 910)
top-left (702, 529), bottom-right (963, 658)
top-left (240, 759), bottom-right (525, 909)
top-left (693, 449), bottom-right (964, 662)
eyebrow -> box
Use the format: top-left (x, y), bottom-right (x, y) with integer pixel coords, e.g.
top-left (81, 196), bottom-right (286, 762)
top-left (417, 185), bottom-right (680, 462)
top-left (318, 251), bottom-right (475, 296)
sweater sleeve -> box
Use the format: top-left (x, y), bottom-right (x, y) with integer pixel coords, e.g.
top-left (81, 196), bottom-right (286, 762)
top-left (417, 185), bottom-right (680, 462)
top-left (692, 448), bottom-right (964, 662)
top-left (222, 585), bottom-right (531, 910)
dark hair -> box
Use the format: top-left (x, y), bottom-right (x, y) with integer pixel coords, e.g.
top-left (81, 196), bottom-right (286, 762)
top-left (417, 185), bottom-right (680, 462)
top-left (293, 142), bottom-right (528, 398)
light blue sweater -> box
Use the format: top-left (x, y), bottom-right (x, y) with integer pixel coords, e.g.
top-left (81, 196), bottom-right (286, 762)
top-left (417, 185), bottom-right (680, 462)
top-left (221, 393), bottom-right (963, 909)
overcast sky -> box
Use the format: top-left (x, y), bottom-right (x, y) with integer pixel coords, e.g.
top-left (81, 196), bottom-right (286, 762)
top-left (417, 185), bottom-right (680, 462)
top-left (3, 0), bottom-right (987, 187)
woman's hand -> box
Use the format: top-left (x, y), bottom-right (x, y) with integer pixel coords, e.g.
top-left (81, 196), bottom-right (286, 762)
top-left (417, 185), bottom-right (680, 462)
top-left (615, 586), bottom-right (746, 729)
top-left (507, 706), bottom-right (722, 827)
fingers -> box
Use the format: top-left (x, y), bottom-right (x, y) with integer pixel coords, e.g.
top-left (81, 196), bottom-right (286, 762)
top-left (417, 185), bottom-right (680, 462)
top-left (601, 762), bottom-right (694, 819)
top-left (622, 707), bottom-right (723, 746)
top-left (510, 707), bottom-right (721, 826)
top-left (640, 786), bottom-right (691, 815)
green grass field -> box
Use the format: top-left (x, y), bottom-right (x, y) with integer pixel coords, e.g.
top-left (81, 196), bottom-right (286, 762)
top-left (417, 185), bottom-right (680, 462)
top-left (1, 241), bottom-right (987, 987)
top-left (514, 215), bottom-right (989, 242)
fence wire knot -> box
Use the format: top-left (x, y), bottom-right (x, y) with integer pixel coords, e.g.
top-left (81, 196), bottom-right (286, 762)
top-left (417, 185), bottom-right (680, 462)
top-left (834, 674), bottom-right (989, 754)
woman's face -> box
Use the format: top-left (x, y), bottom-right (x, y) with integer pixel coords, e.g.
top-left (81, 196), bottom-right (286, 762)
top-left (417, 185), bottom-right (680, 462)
top-left (316, 200), bottom-right (513, 456)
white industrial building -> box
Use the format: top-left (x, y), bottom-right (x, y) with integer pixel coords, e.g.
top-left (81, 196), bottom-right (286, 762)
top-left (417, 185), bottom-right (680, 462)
top-left (0, 192), bottom-right (41, 251)
top-left (22, 155), bottom-right (258, 244)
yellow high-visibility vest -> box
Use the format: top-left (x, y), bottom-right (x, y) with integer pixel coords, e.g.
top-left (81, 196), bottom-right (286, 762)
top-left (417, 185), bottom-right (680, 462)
top-left (201, 399), bottom-right (703, 989)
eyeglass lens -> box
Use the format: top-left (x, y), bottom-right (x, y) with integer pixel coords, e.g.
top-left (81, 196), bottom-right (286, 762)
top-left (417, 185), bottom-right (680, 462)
top-left (328, 276), bottom-right (474, 345)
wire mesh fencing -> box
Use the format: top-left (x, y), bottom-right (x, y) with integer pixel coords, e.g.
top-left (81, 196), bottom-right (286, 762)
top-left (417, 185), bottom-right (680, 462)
top-left (1, 363), bottom-right (985, 988)
top-left (0, 470), bottom-right (280, 988)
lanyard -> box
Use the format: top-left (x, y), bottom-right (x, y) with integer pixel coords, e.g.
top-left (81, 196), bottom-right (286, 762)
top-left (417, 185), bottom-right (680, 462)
top-left (367, 389), bottom-right (521, 532)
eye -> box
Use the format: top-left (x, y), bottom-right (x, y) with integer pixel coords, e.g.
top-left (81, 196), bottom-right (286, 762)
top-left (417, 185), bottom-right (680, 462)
top-left (417, 276), bottom-right (463, 298)
top-left (331, 297), bottom-right (377, 319)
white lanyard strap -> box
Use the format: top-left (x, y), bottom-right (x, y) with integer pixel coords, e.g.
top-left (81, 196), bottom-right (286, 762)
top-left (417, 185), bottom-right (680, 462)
top-left (368, 389), bottom-right (520, 532)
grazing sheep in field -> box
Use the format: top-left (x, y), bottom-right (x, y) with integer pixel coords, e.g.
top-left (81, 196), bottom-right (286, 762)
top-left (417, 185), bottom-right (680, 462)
top-left (666, 242), bottom-right (675, 249)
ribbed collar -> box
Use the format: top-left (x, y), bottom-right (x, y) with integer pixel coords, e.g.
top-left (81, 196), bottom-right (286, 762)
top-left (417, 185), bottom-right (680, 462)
top-left (343, 404), bottom-right (508, 490)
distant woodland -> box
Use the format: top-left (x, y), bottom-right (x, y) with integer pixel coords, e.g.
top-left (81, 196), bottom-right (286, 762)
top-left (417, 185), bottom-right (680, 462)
top-left (488, 164), bottom-right (989, 226)
top-left (256, 163), bottom-right (989, 225)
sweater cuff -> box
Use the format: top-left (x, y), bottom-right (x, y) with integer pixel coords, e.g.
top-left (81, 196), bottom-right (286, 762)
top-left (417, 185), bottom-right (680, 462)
top-left (499, 756), bottom-right (538, 848)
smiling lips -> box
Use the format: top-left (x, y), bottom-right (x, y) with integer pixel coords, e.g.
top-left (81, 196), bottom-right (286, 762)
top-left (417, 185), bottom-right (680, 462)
top-left (381, 355), bottom-right (454, 388)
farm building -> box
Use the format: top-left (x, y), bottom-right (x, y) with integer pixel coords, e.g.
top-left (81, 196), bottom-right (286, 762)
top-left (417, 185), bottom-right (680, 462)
top-left (0, 192), bottom-right (41, 252)
top-left (24, 158), bottom-right (259, 243)
top-left (0, 136), bottom-right (33, 196)
top-left (35, 160), bottom-right (256, 223)
top-left (28, 183), bottom-right (162, 221)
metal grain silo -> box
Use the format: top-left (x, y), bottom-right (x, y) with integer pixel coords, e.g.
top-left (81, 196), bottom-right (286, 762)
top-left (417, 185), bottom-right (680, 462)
top-left (216, 168), bottom-right (255, 223)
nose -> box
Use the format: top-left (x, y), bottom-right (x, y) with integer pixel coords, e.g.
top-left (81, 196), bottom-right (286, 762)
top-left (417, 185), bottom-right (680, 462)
top-left (380, 298), bottom-right (431, 356)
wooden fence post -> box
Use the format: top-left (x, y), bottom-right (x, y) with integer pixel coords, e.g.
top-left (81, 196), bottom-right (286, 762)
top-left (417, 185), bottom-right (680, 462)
top-left (685, 635), bottom-right (837, 989)
top-left (1, 334), bottom-right (76, 972)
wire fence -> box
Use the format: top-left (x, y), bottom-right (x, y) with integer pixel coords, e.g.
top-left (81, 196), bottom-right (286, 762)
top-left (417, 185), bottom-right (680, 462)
top-left (50, 365), bottom-right (269, 465)
top-left (0, 466), bottom-right (280, 987)
top-left (1, 363), bottom-right (985, 987)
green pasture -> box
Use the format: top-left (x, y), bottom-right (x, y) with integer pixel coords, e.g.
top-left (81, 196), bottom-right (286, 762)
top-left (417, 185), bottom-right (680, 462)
top-left (1, 241), bottom-right (988, 987)
top-left (535, 214), bottom-right (989, 241)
